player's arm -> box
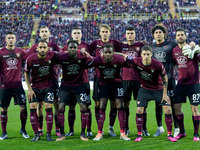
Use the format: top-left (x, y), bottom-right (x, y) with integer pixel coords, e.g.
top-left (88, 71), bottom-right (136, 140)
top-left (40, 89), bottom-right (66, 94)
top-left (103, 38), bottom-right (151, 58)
top-left (25, 72), bottom-right (36, 102)
top-left (161, 75), bottom-right (170, 105)
top-left (114, 52), bottom-right (128, 59)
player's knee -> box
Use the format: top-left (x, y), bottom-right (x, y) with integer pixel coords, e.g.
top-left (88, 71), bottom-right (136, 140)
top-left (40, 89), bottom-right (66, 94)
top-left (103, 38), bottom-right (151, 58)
top-left (163, 106), bottom-right (171, 114)
top-left (173, 104), bottom-right (182, 115)
top-left (59, 103), bottom-right (65, 110)
top-left (19, 105), bottom-right (27, 111)
top-left (95, 101), bottom-right (100, 108)
top-left (45, 103), bottom-right (53, 109)
top-left (1, 107), bottom-right (8, 112)
top-left (110, 101), bottom-right (116, 108)
top-left (38, 102), bottom-right (44, 110)
top-left (191, 105), bottom-right (199, 116)
top-left (30, 103), bottom-right (37, 109)
top-left (80, 103), bottom-right (87, 111)
top-left (137, 107), bottom-right (144, 114)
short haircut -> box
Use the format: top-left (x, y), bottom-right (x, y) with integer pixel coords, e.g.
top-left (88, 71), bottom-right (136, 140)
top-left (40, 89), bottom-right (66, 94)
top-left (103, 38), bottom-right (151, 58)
top-left (126, 27), bottom-right (135, 31)
top-left (141, 45), bottom-right (152, 53)
top-left (40, 25), bottom-right (49, 32)
top-left (72, 27), bottom-right (81, 30)
top-left (175, 28), bottom-right (186, 36)
top-left (67, 40), bottom-right (79, 46)
top-left (151, 24), bottom-right (167, 38)
top-left (38, 39), bottom-right (49, 46)
top-left (103, 43), bottom-right (114, 50)
top-left (99, 24), bottom-right (111, 31)
top-left (6, 31), bottom-right (15, 36)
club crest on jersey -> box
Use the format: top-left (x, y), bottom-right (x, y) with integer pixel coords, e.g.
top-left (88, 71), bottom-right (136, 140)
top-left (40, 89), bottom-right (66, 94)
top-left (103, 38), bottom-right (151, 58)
top-left (164, 45), bottom-right (168, 49)
top-left (49, 47), bottom-right (53, 51)
top-left (136, 47), bottom-right (140, 51)
top-left (154, 51), bottom-right (166, 62)
top-left (126, 51), bottom-right (138, 58)
top-left (16, 53), bottom-right (20, 57)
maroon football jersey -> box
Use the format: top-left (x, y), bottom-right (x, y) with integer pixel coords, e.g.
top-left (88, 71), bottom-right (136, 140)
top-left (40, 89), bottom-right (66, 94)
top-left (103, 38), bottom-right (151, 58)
top-left (173, 46), bottom-right (200, 84)
top-left (119, 42), bottom-right (144, 80)
top-left (26, 42), bottom-right (60, 81)
top-left (127, 57), bottom-right (167, 90)
top-left (24, 51), bottom-right (58, 89)
top-left (90, 39), bottom-right (122, 77)
top-left (0, 47), bottom-right (26, 88)
top-left (54, 52), bottom-right (93, 86)
top-left (88, 54), bottom-right (128, 85)
top-left (62, 41), bottom-right (91, 83)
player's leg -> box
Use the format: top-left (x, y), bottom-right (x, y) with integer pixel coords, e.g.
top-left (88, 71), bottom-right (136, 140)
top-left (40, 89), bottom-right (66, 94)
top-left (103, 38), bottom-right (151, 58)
top-left (93, 77), bottom-right (100, 125)
top-left (124, 101), bottom-right (130, 135)
top-left (93, 98), bottom-right (108, 141)
top-left (134, 107), bottom-right (144, 142)
top-left (0, 89), bottom-right (12, 140)
top-left (37, 101), bottom-right (44, 136)
top-left (66, 104), bottom-right (76, 136)
top-left (108, 100), bottom-right (117, 137)
top-left (191, 104), bottom-right (200, 141)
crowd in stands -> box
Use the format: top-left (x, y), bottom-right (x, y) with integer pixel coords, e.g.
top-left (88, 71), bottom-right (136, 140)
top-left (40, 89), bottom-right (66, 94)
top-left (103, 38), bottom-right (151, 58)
top-left (0, 17), bottom-right (33, 47)
top-left (35, 18), bottom-right (200, 48)
top-left (87, 0), bottom-right (170, 16)
top-left (60, 0), bottom-right (81, 7)
top-left (176, 0), bottom-right (197, 6)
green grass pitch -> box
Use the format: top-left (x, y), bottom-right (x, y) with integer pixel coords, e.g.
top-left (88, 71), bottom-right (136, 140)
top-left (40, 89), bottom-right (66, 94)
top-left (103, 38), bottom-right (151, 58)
top-left (1, 90), bottom-right (200, 150)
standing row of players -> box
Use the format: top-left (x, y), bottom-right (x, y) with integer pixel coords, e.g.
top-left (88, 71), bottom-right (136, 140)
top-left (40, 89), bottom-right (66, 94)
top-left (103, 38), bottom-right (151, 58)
top-left (0, 24), bottom-right (199, 142)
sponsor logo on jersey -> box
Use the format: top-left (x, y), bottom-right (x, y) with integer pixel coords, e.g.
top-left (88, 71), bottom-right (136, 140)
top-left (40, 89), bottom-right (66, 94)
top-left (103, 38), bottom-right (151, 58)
top-left (103, 68), bottom-right (116, 78)
top-left (6, 58), bottom-right (18, 70)
top-left (126, 51), bottom-right (138, 58)
top-left (67, 64), bottom-right (80, 74)
top-left (38, 66), bottom-right (50, 76)
top-left (140, 71), bottom-right (152, 81)
top-left (154, 51), bottom-right (166, 62)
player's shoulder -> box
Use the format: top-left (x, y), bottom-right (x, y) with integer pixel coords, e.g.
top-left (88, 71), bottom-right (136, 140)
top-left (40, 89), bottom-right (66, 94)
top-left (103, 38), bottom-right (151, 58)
top-left (26, 53), bottom-right (37, 61)
top-left (151, 58), bottom-right (163, 66)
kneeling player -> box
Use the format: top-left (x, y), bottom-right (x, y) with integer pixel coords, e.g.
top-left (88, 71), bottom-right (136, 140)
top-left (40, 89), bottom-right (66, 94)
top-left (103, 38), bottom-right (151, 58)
top-left (25, 40), bottom-right (58, 141)
top-left (125, 45), bottom-right (177, 142)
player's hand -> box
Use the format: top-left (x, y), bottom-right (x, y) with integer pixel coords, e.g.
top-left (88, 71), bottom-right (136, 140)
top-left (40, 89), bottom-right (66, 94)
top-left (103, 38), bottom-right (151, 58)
top-left (27, 89), bottom-right (36, 101)
top-left (182, 44), bottom-right (191, 56)
top-left (161, 95), bottom-right (170, 105)
top-left (81, 50), bottom-right (90, 57)
top-left (193, 45), bottom-right (200, 54)
top-left (189, 42), bottom-right (196, 49)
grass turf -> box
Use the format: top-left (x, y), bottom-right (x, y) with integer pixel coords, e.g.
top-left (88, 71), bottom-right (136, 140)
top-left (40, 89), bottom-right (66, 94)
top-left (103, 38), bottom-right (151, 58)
top-left (1, 90), bottom-right (200, 150)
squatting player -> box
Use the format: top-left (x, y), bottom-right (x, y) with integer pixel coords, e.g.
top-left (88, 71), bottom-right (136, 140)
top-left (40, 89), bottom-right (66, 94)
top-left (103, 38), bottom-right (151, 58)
top-left (62, 27), bottom-right (93, 137)
top-left (25, 39), bottom-right (58, 141)
top-left (90, 44), bottom-right (130, 141)
top-left (90, 24), bottom-right (122, 136)
top-left (26, 25), bottom-right (60, 136)
top-left (125, 45), bottom-right (177, 142)
top-left (55, 40), bottom-right (93, 141)
top-left (172, 28), bottom-right (200, 141)
top-left (0, 31), bottom-right (29, 140)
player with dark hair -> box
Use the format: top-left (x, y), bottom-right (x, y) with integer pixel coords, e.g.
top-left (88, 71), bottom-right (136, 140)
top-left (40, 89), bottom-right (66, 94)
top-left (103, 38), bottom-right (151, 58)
top-left (119, 27), bottom-right (149, 136)
top-left (151, 24), bottom-right (179, 137)
top-left (25, 39), bottom-right (58, 141)
top-left (173, 28), bottom-right (200, 141)
top-left (125, 45), bottom-right (177, 142)
top-left (26, 25), bottom-right (61, 136)
top-left (90, 43), bottom-right (130, 141)
top-left (0, 31), bottom-right (29, 140)
top-left (56, 40), bottom-right (93, 141)
top-left (62, 27), bottom-right (93, 137)
top-left (90, 24), bottom-right (122, 137)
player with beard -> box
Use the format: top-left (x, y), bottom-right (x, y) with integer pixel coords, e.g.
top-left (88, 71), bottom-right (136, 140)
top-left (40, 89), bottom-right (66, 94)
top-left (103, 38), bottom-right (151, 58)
top-left (173, 28), bottom-right (200, 141)
top-left (55, 40), bottom-right (93, 141)
top-left (0, 31), bottom-right (29, 140)
top-left (90, 24), bottom-right (121, 137)
top-left (125, 45), bottom-right (177, 142)
top-left (151, 24), bottom-right (179, 137)
top-left (62, 27), bottom-right (93, 137)
top-left (26, 26), bottom-right (60, 136)
top-left (25, 40), bottom-right (58, 141)
top-left (90, 44), bottom-right (130, 141)
top-left (119, 27), bottom-right (149, 136)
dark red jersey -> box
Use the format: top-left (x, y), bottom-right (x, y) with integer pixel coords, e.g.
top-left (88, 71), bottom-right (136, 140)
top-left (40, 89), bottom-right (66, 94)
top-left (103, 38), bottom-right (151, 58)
top-left (119, 42), bottom-right (144, 80)
top-left (173, 46), bottom-right (200, 84)
top-left (24, 51), bottom-right (58, 89)
top-left (127, 57), bottom-right (167, 90)
top-left (88, 54), bottom-right (128, 85)
top-left (0, 47), bottom-right (26, 89)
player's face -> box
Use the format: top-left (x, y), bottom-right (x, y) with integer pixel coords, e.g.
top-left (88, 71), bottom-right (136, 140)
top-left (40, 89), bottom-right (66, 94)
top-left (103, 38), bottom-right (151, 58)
top-left (39, 27), bottom-right (50, 40)
top-left (103, 47), bottom-right (114, 63)
top-left (68, 43), bottom-right (78, 58)
top-left (5, 34), bottom-right (16, 46)
top-left (176, 31), bottom-right (186, 44)
top-left (37, 42), bottom-right (48, 57)
top-left (126, 30), bottom-right (135, 41)
top-left (154, 29), bottom-right (165, 42)
top-left (71, 29), bottom-right (82, 41)
top-left (100, 27), bottom-right (111, 41)
top-left (141, 50), bottom-right (152, 65)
